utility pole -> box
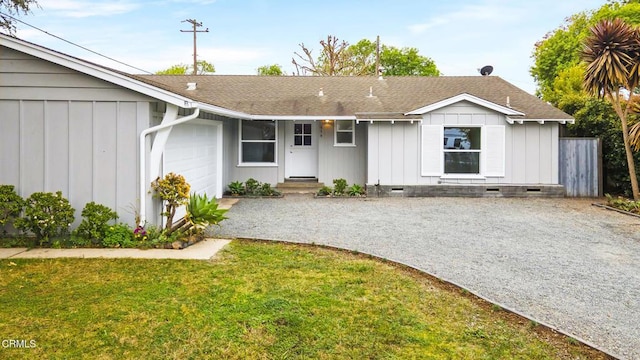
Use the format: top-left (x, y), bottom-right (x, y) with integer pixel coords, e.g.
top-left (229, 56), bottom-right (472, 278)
top-left (375, 35), bottom-right (381, 77)
top-left (180, 19), bottom-right (209, 75)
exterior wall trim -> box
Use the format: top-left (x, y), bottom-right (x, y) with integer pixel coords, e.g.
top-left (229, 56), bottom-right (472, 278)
top-left (406, 93), bottom-right (525, 116)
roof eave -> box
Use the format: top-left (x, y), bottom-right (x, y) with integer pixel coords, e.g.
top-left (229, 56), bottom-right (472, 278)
top-left (506, 117), bottom-right (575, 125)
top-left (251, 115), bottom-right (356, 121)
top-left (197, 102), bottom-right (253, 120)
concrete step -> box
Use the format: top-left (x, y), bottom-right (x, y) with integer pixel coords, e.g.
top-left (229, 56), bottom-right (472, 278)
top-left (277, 180), bottom-right (324, 194)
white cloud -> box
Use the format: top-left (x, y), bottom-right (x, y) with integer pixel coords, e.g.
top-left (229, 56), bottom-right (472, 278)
top-left (37, 0), bottom-right (140, 17)
top-left (408, 18), bottom-right (449, 34)
top-left (408, 1), bottom-right (515, 35)
top-left (166, 0), bottom-right (217, 4)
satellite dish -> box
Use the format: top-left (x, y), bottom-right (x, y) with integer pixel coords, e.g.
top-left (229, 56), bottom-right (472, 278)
top-left (479, 65), bottom-right (493, 76)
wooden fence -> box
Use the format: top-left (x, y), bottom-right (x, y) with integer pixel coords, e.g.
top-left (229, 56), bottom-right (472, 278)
top-left (559, 138), bottom-right (602, 197)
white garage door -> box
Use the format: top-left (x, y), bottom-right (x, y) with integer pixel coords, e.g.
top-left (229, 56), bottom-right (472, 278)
top-left (164, 120), bottom-right (222, 219)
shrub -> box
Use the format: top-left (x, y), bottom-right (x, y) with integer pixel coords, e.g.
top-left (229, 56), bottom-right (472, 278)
top-left (258, 183), bottom-right (280, 196)
top-left (605, 194), bottom-right (640, 214)
top-left (74, 202), bottom-right (118, 243)
top-left (245, 178), bottom-right (260, 195)
top-left (347, 184), bottom-right (366, 197)
top-left (333, 178), bottom-right (348, 196)
top-left (317, 186), bottom-right (333, 196)
top-left (228, 179), bottom-right (279, 197)
top-left (142, 225), bottom-right (181, 248)
top-left (102, 223), bottom-right (135, 248)
top-left (151, 173), bottom-right (190, 234)
top-left (228, 181), bottom-right (245, 195)
top-left (15, 191), bottom-right (75, 243)
top-left (0, 185), bottom-right (24, 233)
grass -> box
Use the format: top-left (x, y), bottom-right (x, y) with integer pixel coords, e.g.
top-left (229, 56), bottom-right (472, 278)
top-left (0, 240), bottom-right (608, 359)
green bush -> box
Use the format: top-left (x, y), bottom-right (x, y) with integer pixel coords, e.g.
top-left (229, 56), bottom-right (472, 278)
top-left (347, 184), bottom-right (366, 197)
top-left (227, 179), bottom-right (280, 197)
top-left (141, 225), bottom-right (181, 248)
top-left (0, 185), bottom-right (24, 233)
top-left (228, 181), bottom-right (245, 195)
top-left (245, 178), bottom-right (260, 195)
top-left (258, 183), bottom-right (280, 196)
top-left (102, 223), bottom-right (135, 248)
top-left (317, 186), bottom-right (333, 196)
top-left (15, 191), bottom-right (75, 243)
top-left (605, 194), bottom-right (640, 214)
top-left (333, 178), bottom-right (348, 196)
top-left (74, 202), bottom-right (118, 243)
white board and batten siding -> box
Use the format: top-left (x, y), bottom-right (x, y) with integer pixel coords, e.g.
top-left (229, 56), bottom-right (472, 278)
top-left (317, 121), bottom-right (367, 185)
top-left (0, 45), bottom-right (154, 225)
top-left (367, 101), bottom-right (560, 186)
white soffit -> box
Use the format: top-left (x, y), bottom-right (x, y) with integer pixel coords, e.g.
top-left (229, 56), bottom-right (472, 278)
top-left (506, 118), bottom-right (575, 125)
top-left (405, 93), bottom-right (525, 117)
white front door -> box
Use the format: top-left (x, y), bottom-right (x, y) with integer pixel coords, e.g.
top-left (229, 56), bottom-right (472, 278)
top-left (285, 121), bottom-right (318, 178)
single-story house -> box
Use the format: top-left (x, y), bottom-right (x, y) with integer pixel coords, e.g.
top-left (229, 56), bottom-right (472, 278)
top-left (0, 34), bottom-right (574, 227)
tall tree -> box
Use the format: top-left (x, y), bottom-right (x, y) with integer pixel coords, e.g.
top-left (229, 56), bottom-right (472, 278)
top-left (531, 0), bottom-right (640, 106)
top-left (582, 18), bottom-right (640, 199)
top-left (380, 46), bottom-right (440, 76)
top-left (1, 0), bottom-right (39, 34)
top-left (156, 60), bottom-right (215, 75)
top-left (257, 64), bottom-right (283, 76)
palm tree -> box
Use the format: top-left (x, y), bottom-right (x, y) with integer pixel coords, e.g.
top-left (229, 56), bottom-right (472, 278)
top-left (583, 18), bottom-right (640, 199)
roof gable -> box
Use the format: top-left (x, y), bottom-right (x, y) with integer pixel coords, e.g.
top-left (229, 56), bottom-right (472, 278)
top-left (0, 34), bottom-right (196, 108)
top-left (405, 93), bottom-right (525, 116)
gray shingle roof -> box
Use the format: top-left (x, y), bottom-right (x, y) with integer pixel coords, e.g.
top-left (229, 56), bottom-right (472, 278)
top-left (133, 74), bottom-right (573, 120)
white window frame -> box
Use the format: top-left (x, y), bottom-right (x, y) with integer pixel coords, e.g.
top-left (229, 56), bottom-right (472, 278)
top-left (442, 125), bottom-right (482, 177)
top-left (238, 120), bottom-right (278, 167)
top-left (334, 120), bottom-right (356, 147)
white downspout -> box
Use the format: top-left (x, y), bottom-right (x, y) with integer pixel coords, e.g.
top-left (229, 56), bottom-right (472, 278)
top-left (139, 104), bottom-right (200, 224)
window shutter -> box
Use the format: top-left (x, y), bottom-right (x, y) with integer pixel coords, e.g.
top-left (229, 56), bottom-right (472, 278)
top-left (484, 125), bottom-right (505, 177)
top-left (421, 125), bottom-right (442, 176)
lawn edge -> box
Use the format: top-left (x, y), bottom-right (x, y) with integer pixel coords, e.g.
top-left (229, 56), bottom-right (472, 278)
top-left (231, 237), bottom-right (619, 360)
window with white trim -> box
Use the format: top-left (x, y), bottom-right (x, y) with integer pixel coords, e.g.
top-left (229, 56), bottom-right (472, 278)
top-left (443, 127), bottom-right (481, 174)
top-left (240, 120), bottom-right (276, 164)
top-left (334, 120), bottom-right (355, 146)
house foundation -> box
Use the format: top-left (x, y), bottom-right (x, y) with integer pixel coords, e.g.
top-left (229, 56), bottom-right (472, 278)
top-left (367, 184), bottom-right (566, 198)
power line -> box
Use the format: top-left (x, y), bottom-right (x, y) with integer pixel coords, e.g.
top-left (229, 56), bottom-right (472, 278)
top-left (0, 11), bottom-right (153, 74)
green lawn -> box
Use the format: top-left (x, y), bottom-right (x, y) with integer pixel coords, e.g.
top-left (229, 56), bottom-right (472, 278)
top-left (0, 240), bottom-right (607, 359)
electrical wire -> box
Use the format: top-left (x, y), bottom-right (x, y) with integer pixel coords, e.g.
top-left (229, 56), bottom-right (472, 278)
top-left (0, 11), bottom-right (153, 74)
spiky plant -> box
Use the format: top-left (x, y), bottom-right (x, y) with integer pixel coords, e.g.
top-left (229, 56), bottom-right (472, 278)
top-left (582, 18), bottom-right (640, 199)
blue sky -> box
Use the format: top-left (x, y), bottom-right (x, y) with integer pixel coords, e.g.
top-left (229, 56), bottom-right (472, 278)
top-left (13, 0), bottom-right (605, 94)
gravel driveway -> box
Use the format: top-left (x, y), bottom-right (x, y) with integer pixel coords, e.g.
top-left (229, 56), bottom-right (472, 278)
top-left (217, 196), bottom-right (640, 360)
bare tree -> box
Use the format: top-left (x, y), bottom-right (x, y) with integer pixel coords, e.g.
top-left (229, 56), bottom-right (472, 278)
top-left (292, 35), bottom-right (369, 76)
top-left (1, 0), bottom-right (39, 34)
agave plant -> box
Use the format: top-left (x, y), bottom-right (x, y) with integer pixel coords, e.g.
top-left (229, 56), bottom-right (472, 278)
top-left (171, 193), bottom-right (228, 233)
top-left (186, 193), bottom-right (228, 229)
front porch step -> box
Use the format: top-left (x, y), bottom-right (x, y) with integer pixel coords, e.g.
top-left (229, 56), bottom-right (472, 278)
top-left (277, 180), bottom-right (324, 194)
